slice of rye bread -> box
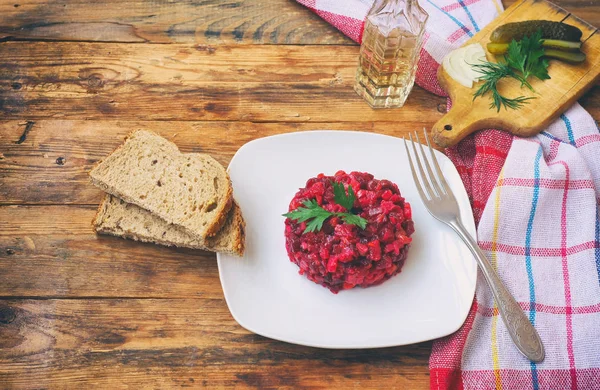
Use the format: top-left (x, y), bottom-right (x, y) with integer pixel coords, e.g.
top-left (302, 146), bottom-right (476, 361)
top-left (89, 130), bottom-right (232, 241)
top-left (94, 195), bottom-right (245, 256)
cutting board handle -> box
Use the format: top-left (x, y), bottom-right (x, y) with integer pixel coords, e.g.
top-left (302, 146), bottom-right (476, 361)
top-left (431, 104), bottom-right (490, 148)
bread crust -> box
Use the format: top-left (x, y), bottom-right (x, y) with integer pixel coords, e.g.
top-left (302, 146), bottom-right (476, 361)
top-left (230, 203), bottom-right (246, 256)
top-left (92, 194), bottom-right (111, 229)
top-left (89, 130), bottom-right (232, 243)
top-left (204, 178), bottom-right (233, 237)
top-left (94, 196), bottom-right (246, 256)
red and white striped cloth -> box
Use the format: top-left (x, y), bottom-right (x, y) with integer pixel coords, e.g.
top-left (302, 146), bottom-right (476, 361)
top-left (295, 1), bottom-right (600, 389)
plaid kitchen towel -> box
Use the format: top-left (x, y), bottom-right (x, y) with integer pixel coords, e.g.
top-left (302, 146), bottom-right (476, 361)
top-left (295, 1), bottom-right (600, 389)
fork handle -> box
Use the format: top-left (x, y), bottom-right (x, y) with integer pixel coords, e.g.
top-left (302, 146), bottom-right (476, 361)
top-left (450, 219), bottom-right (545, 363)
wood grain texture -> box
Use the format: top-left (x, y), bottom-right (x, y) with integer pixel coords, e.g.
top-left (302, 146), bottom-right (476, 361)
top-left (0, 0), bottom-right (353, 45)
top-left (0, 42), bottom-right (446, 122)
top-left (432, 0), bottom-right (600, 147)
top-left (0, 205), bottom-right (226, 298)
top-left (0, 299), bottom-right (431, 388)
top-left (504, 0), bottom-right (600, 28)
top-left (0, 119), bottom-right (451, 205)
top-left (0, 0), bottom-right (598, 45)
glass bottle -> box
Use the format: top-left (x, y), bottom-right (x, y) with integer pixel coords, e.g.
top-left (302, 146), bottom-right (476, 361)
top-left (354, 0), bottom-right (429, 108)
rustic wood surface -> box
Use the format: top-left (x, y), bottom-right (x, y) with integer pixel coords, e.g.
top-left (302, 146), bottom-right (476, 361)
top-left (0, 0), bottom-right (598, 388)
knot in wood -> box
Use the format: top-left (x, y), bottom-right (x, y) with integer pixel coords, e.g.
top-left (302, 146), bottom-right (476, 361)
top-left (78, 67), bottom-right (121, 93)
top-left (87, 74), bottom-right (105, 90)
top-left (0, 306), bottom-right (16, 324)
top-left (195, 45), bottom-right (216, 54)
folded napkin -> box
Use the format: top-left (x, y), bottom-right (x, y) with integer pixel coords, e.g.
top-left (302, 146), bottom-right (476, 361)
top-left (295, 1), bottom-right (600, 389)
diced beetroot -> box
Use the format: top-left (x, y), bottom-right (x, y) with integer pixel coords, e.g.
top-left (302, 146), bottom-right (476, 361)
top-left (381, 200), bottom-right (401, 214)
top-left (368, 207), bottom-right (382, 216)
top-left (380, 227), bottom-right (395, 243)
top-left (338, 246), bottom-right (356, 263)
top-left (397, 234), bottom-right (412, 245)
top-left (356, 242), bottom-right (369, 256)
top-left (404, 203), bottom-right (412, 219)
top-left (393, 240), bottom-right (403, 255)
top-left (349, 179), bottom-right (360, 195)
top-left (375, 214), bottom-right (387, 224)
top-left (368, 240), bottom-right (382, 261)
top-left (381, 189), bottom-right (393, 200)
top-left (327, 256), bottom-right (338, 273)
top-left (329, 216), bottom-right (340, 227)
top-left (284, 171), bottom-right (414, 293)
top-left (389, 194), bottom-right (402, 203)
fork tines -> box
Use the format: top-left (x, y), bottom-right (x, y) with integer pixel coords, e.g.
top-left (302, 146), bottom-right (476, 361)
top-left (404, 128), bottom-right (451, 202)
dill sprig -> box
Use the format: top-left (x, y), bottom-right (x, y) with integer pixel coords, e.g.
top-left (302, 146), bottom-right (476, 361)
top-left (472, 62), bottom-right (536, 112)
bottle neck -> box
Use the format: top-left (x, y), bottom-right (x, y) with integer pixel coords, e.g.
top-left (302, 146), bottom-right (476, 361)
top-left (370, 0), bottom-right (414, 15)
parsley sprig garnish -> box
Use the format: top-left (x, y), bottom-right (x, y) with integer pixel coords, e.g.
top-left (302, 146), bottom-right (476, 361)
top-left (505, 30), bottom-right (550, 83)
top-left (332, 181), bottom-right (355, 211)
top-left (283, 181), bottom-right (368, 234)
top-left (473, 29), bottom-right (550, 112)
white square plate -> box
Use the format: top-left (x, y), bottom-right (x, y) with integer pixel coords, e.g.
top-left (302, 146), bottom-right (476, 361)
top-left (217, 131), bottom-right (477, 348)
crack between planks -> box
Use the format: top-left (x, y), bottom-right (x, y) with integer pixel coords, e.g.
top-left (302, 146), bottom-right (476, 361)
top-left (584, 28), bottom-right (598, 44)
top-left (0, 203), bottom-right (99, 207)
top-left (0, 37), bottom-right (357, 46)
top-left (0, 296), bottom-right (217, 300)
top-left (14, 121), bottom-right (35, 145)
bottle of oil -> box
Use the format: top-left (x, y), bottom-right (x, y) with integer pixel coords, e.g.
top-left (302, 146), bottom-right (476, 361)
top-left (354, 0), bottom-right (428, 109)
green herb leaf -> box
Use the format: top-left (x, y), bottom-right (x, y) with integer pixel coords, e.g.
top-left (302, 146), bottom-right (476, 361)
top-left (523, 30), bottom-right (550, 82)
top-left (340, 213), bottom-right (368, 230)
top-left (282, 199), bottom-right (333, 234)
top-left (504, 29), bottom-right (550, 83)
top-left (505, 39), bottom-right (526, 73)
top-left (304, 214), bottom-right (328, 233)
top-left (283, 197), bottom-right (368, 234)
top-left (472, 61), bottom-right (535, 112)
top-left (529, 57), bottom-right (550, 81)
top-left (332, 181), bottom-right (356, 211)
top-left (472, 29), bottom-right (550, 111)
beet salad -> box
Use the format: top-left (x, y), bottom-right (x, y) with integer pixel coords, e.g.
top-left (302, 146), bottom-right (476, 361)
top-left (284, 171), bottom-right (415, 293)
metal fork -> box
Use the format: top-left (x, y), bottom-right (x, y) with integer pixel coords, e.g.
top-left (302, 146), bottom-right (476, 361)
top-left (404, 129), bottom-right (545, 363)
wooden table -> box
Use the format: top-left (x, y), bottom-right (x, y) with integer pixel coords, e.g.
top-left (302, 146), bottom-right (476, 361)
top-left (0, 1), bottom-right (598, 388)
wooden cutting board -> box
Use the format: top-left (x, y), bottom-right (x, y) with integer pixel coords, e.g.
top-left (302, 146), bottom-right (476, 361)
top-left (431, 0), bottom-right (600, 148)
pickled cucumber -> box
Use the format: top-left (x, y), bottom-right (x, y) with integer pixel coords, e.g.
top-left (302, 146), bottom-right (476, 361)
top-left (490, 20), bottom-right (582, 43)
top-left (486, 43), bottom-right (586, 63)
top-left (543, 49), bottom-right (586, 63)
top-left (487, 39), bottom-right (582, 55)
top-left (538, 39), bottom-right (582, 51)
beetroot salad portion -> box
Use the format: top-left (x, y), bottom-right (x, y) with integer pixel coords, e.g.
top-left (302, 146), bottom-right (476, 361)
top-left (284, 171), bottom-right (415, 293)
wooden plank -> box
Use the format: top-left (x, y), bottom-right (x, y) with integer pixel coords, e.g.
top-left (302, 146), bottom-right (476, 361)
top-left (0, 42), bottom-right (445, 122)
top-left (0, 0), bottom-right (598, 45)
top-left (2, 96), bottom-right (600, 204)
top-left (0, 299), bottom-right (431, 388)
top-left (432, 0), bottom-right (600, 147)
top-left (0, 119), bottom-right (447, 205)
top-left (0, 205), bottom-right (228, 298)
top-left (504, 0), bottom-right (600, 29)
top-left (0, 0), bottom-right (353, 45)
